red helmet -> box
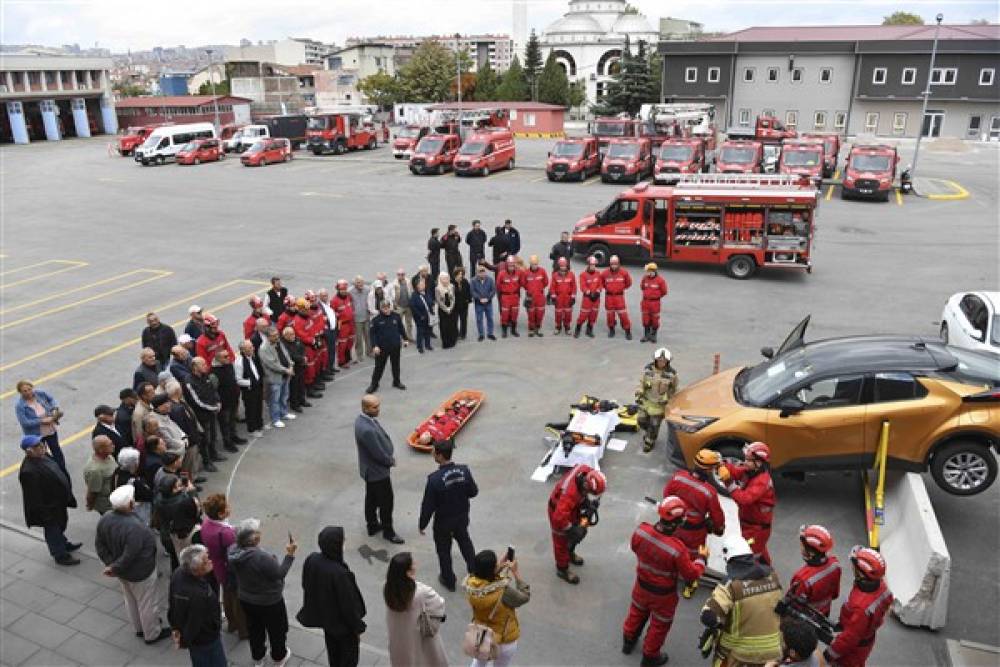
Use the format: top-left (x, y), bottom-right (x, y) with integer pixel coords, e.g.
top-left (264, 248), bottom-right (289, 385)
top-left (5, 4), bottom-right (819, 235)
top-left (249, 295), bottom-right (263, 309)
top-left (557, 257), bottom-right (569, 269)
top-left (336, 279), bottom-right (349, 290)
top-left (304, 289), bottom-right (317, 303)
top-left (582, 468), bottom-right (607, 495)
top-left (744, 441), bottom-right (770, 463)
top-left (202, 313), bottom-right (219, 327)
top-left (850, 545), bottom-right (886, 580)
top-left (799, 524), bottom-right (834, 554)
top-left (658, 496), bottom-right (687, 522)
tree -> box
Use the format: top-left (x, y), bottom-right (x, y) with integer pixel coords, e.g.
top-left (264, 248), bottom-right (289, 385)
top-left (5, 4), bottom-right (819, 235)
top-left (568, 79), bottom-right (587, 109)
top-left (523, 30), bottom-right (543, 100)
top-left (882, 11), bottom-right (924, 25)
top-left (196, 78), bottom-right (230, 96)
top-left (396, 40), bottom-right (469, 102)
top-left (114, 82), bottom-right (148, 97)
top-left (537, 52), bottom-right (570, 106)
top-left (473, 59), bottom-right (499, 101)
top-left (496, 56), bottom-right (529, 101)
top-left (357, 71), bottom-right (400, 107)
top-left (591, 38), bottom-right (658, 116)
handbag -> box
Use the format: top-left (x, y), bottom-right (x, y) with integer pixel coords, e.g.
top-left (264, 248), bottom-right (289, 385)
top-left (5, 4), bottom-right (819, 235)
top-left (417, 591), bottom-right (445, 638)
top-left (462, 592), bottom-right (503, 661)
top-left (500, 566), bottom-right (531, 609)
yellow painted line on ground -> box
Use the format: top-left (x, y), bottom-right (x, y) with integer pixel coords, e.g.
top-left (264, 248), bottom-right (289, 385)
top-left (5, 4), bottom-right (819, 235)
top-left (927, 179), bottom-right (970, 201)
top-left (532, 176), bottom-right (547, 183)
top-left (0, 288), bottom-right (265, 401)
top-left (0, 279), bottom-right (266, 374)
top-left (0, 259), bottom-right (77, 277)
top-left (0, 270), bottom-right (173, 330)
top-left (825, 169), bottom-right (840, 201)
top-left (0, 426), bottom-right (92, 479)
top-left (895, 189), bottom-right (903, 206)
top-left (583, 176), bottom-right (600, 186)
top-left (0, 269), bottom-right (159, 315)
top-left (1, 261), bottom-right (88, 289)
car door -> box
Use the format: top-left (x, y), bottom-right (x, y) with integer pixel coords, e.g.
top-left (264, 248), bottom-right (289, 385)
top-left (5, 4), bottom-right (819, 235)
top-left (861, 372), bottom-right (933, 467)
top-left (765, 373), bottom-right (867, 470)
top-left (959, 294), bottom-right (987, 347)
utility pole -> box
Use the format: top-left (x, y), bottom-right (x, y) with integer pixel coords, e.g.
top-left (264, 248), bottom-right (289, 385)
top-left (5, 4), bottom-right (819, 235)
top-left (455, 33), bottom-right (462, 105)
top-left (206, 48), bottom-right (221, 133)
top-left (911, 13), bottom-right (943, 177)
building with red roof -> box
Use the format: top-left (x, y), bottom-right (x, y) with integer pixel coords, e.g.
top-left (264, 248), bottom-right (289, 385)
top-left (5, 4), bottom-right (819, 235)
top-left (426, 101), bottom-right (567, 136)
top-left (114, 94), bottom-right (252, 128)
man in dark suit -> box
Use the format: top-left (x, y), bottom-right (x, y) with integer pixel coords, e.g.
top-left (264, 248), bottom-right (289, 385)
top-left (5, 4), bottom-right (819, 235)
top-left (235, 340), bottom-right (265, 436)
top-left (267, 277), bottom-right (288, 322)
top-left (93, 405), bottom-right (128, 456)
top-left (366, 300), bottom-right (409, 394)
top-left (18, 435), bottom-right (81, 565)
top-left (466, 219), bottom-right (487, 274)
top-left (354, 395), bottom-right (403, 544)
top-left (115, 389), bottom-right (138, 450)
top-left (427, 228), bottom-right (442, 284)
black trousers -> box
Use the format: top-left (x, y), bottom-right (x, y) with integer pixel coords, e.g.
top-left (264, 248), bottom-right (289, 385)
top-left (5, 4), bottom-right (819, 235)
top-left (457, 305), bottom-right (469, 339)
top-left (324, 330), bottom-right (338, 372)
top-left (241, 598), bottom-right (288, 663)
top-left (469, 251), bottom-right (484, 275)
top-left (217, 404), bottom-right (237, 447)
top-left (195, 411), bottom-right (219, 458)
top-left (364, 477), bottom-right (394, 536)
top-left (290, 367), bottom-right (306, 408)
top-left (241, 384), bottom-right (264, 433)
top-left (429, 259), bottom-right (440, 285)
top-left (434, 515), bottom-right (476, 588)
top-left (369, 346), bottom-right (401, 388)
top-left (324, 631), bottom-right (360, 667)
top-left (446, 253), bottom-right (462, 277)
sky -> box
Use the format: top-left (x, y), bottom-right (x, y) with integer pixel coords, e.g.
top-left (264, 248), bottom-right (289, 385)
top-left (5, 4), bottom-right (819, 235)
top-left (2, 0), bottom-right (997, 52)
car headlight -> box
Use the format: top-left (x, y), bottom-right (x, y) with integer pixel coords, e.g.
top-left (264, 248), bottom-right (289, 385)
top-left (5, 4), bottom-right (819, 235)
top-left (671, 415), bottom-right (719, 433)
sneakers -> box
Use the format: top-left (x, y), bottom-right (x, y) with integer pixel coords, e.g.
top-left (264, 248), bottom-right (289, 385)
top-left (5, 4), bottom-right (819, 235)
top-left (273, 421), bottom-right (286, 429)
top-left (283, 413), bottom-right (296, 420)
top-left (273, 647), bottom-right (292, 667)
top-left (55, 554), bottom-right (80, 566)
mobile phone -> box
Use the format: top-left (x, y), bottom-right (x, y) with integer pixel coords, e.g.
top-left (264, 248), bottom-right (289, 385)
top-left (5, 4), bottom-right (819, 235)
top-left (505, 545), bottom-right (515, 562)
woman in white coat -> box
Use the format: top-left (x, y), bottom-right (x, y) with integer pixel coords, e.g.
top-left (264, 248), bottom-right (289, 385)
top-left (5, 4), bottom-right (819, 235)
top-left (384, 551), bottom-right (449, 666)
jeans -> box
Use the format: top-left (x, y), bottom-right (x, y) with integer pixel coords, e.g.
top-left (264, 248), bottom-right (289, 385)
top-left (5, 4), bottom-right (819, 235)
top-left (42, 517), bottom-right (70, 560)
top-left (241, 598), bottom-right (289, 663)
top-left (266, 379), bottom-right (289, 423)
top-left (475, 302), bottom-right (494, 337)
top-left (188, 636), bottom-right (227, 667)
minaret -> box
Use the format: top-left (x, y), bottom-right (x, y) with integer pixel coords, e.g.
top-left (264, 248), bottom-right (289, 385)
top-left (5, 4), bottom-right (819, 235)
top-left (512, 0), bottom-right (528, 62)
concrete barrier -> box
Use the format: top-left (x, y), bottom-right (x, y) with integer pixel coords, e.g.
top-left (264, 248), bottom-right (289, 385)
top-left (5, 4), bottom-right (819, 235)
top-left (881, 472), bottom-right (951, 629)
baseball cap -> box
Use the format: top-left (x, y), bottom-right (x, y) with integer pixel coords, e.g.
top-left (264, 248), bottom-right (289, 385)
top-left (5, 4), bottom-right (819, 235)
top-left (20, 435), bottom-right (42, 450)
top-left (188, 305), bottom-right (202, 314)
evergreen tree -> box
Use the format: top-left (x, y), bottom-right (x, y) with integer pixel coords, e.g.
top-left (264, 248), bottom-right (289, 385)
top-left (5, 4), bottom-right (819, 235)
top-left (536, 52), bottom-right (570, 106)
top-left (473, 59), bottom-right (499, 101)
top-left (568, 79), bottom-right (588, 110)
top-left (523, 30), bottom-right (543, 100)
top-left (591, 38), bottom-right (657, 116)
top-left (496, 56), bottom-right (529, 101)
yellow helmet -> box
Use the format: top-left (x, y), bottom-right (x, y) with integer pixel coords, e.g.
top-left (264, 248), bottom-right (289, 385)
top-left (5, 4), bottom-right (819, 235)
top-left (645, 262), bottom-right (658, 272)
top-left (295, 298), bottom-right (309, 310)
top-left (694, 449), bottom-right (722, 469)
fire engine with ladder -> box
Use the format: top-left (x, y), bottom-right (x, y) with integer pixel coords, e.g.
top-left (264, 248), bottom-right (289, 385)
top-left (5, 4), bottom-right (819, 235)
top-left (571, 173), bottom-right (819, 279)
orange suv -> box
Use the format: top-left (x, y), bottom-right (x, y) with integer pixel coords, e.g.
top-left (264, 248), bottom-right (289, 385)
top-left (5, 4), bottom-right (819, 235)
top-left (666, 317), bottom-right (1000, 495)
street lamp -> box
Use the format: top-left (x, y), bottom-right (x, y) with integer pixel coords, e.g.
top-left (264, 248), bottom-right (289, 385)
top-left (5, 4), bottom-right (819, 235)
top-left (911, 13), bottom-right (943, 177)
top-left (205, 48), bottom-right (221, 132)
top-left (455, 33), bottom-right (462, 105)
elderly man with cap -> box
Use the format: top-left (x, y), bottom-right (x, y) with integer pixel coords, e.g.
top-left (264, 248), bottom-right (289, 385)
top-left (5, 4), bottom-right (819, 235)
top-left (151, 393), bottom-right (189, 455)
top-left (84, 435), bottom-right (118, 515)
top-left (96, 484), bottom-right (172, 644)
top-left (18, 435), bottom-right (81, 565)
top-left (142, 312), bottom-right (177, 368)
top-left (133, 347), bottom-right (162, 392)
top-left (185, 305), bottom-right (204, 340)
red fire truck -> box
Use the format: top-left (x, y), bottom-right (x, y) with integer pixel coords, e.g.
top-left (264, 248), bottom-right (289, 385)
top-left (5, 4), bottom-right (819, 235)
top-left (801, 133), bottom-right (842, 177)
top-left (841, 144), bottom-right (900, 202)
top-left (570, 174), bottom-right (818, 279)
top-left (778, 139), bottom-right (826, 187)
top-left (118, 124), bottom-right (170, 156)
top-left (392, 125), bottom-right (431, 159)
top-left (654, 138), bottom-right (708, 184)
top-left (306, 112), bottom-right (378, 155)
top-left (715, 139), bottom-right (763, 173)
top-left (601, 137), bottom-right (654, 184)
top-left (728, 115), bottom-right (798, 142)
top-left (546, 137), bottom-right (602, 182)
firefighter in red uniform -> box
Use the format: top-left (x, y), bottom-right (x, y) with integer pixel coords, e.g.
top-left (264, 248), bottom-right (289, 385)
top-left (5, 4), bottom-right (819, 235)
top-left (547, 464), bottom-right (606, 584)
top-left (722, 441), bottom-right (776, 565)
top-left (243, 295), bottom-right (270, 340)
top-left (622, 496), bottom-right (706, 667)
top-left (785, 524), bottom-right (842, 618)
top-left (330, 280), bottom-right (355, 368)
top-left (663, 449), bottom-right (725, 598)
top-left (638, 263), bottom-right (668, 343)
top-left (291, 298), bottom-right (323, 397)
top-left (601, 255), bottom-right (633, 339)
top-left (497, 256), bottom-right (523, 338)
top-left (275, 295), bottom-right (296, 333)
top-left (305, 290), bottom-right (331, 383)
top-left (548, 257), bottom-right (576, 335)
top-left (522, 255), bottom-right (549, 337)
top-left (574, 257), bottom-right (603, 338)
top-left (195, 314), bottom-right (234, 366)
top-left (824, 547), bottom-right (893, 667)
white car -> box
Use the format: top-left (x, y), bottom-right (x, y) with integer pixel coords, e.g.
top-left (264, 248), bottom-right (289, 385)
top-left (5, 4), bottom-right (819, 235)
top-left (940, 291), bottom-right (1000, 355)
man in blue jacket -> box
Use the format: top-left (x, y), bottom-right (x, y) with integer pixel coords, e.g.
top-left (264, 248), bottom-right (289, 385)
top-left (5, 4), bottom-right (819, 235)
top-left (366, 300), bottom-right (409, 394)
top-left (470, 265), bottom-right (497, 342)
top-left (419, 439), bottom-right (478, 592)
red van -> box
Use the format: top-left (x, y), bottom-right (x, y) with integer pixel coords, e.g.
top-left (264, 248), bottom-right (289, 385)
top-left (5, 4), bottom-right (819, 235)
top-left (716, 140), bottom-right (763, 173)
top-left (392, 125), bottom-right (431, 159)
top-left (453, 129), bottom-right (516, 176)
top-left (546, 137), bottom-right (601, 182)
top-left (409, 134), bottom-right (462, 175)
top-left (801, 133), bottom-right (841, 177)
top-left (240, 138), bottom-right (292, 166)
top-left (654, 138), bottom-right (707, 184)
top-left (601, 137), bottom-right (654, 184)
top-left (175, 138), bottom-right (224, 165)
top-left (778, 140), bottom-right (825, 187)
top-left (841, 144), bottom-right (899, 202)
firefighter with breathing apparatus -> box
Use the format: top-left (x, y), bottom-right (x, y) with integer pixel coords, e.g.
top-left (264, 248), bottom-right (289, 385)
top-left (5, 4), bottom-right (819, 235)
top-left (636, 347), bottom-right (679, 452)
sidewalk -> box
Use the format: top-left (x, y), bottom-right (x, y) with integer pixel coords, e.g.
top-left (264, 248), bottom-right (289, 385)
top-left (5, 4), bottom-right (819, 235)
top-left (1, 522), bottom-right (387, 666)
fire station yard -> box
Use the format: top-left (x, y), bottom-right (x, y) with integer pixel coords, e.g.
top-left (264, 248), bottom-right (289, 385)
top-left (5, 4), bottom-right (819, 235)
top-left (1, 136), bottom-right (998, 666)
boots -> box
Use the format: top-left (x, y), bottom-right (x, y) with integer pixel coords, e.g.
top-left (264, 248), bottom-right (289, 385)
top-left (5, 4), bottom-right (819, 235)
top-left (640, 653), bottom-right (669, 666)
top-left (608, 326), bottom-right (615, 339)
top-left (536, 328), bottom-right (544, 337)
top-left (556, 568), bottom-right (580, 585)
top-left (622, 635), bottom-right (638, 655)
top-left (510, 324), bottom-right (520, 337)
top-left (528, 328), bottom-right (535, 338)
top-left (650, 327), bottom-right (658, 343)
top-left (643, 439), bottom-right (655, 453)
top-left (586, 324), bottom-right (594, 338)
top-left (682, 579), bottom-right (699, 599)
top-left (554, 326), bottom-right (562, 336)
top-left (574, 323), bottom-right (582, 338)
top-left (624, 328), bottom-right (632, 341)
top-left (502, 325), bottom-right (508, 339)
top-left (640, 326), bottom-right (649, 343)
top-left (569, 552), bottom-right (584, 566)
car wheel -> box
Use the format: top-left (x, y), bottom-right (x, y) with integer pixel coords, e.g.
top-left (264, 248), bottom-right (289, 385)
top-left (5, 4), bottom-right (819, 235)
top-left (156, 156), bottom-right (164, 166)
top-left (840, 189), bottom-right (850, 200)
top-left (940, 322), bottom-right (949, 344)
top-left (587, 243), bottom-right (611, 267)
top-left (367, 139), bottom-right (376, 150)
top-left (194, 158), bottom-right (200, 165)
top-left (482, 166), bottom-right (490, 177)
top-left (335, 141), bottom-right (347, 155)
top-left (508, 159), bottom-right (515, 170)
top-left (725, 255), bottom-right (757, 280)
top-left (931, 440), bottom-right (997, 496)
top-left (547, 173), bottom-right (556, 182)
top-left (284, 154), bottom-right (291, 162)
top-left (437, 164), bottom-right (444, 176)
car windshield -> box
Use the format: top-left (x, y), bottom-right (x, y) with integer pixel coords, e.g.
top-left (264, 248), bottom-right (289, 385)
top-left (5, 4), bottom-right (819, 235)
top-left (783, 150), bottom-right (822, 167)
top-left (595, 122), bottom-right (627, 136)
top-left (180, 142), bottom-right (198, 152)
top-left (398, 127), bottom-right (420, 138)
top-left (993, 315), bottom-right (1000, 347)
top-left (245, 142), bottom-right (264, 154)
top-left (608, 144), bottom-right (639, 159)
top-left (140, 135), bottom-right (161, 149)
top-left (553, 142), bottom-right (584, 158)
top-left (736, 348), bottom-right (815, 406)
top-left (416, 138), bottom-right (444, 153)
top-left (942, 346), bottom-right (1000, 385)
top-left (459, 141), bottom-right (487, 156)
top-left (659, 145), bottom-right (693, 161)
top-left (720, 147), bottom-right (755, 163)
top-left (307, 117), bottom-right (328, 130)
top-left (852, 154), bottom-right (891, 171)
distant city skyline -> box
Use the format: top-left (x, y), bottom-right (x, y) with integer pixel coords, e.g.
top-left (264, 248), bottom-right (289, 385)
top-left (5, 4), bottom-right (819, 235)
top-left (3, 0), bottom-right (996, 53)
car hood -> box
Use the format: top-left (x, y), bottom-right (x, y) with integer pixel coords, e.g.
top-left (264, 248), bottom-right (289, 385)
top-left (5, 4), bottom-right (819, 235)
top-left (666, 367), bottom-right (742, 420)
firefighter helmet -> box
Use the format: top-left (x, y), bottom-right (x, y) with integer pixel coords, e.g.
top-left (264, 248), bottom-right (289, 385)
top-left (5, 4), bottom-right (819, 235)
top-left (582, 468), bottom-right (607, 495)
top-left (694, 449), bottom-right (722, 470)
top-left (249, 295), bottom-right (264, 309)
top-left (558, 257), bottom-right (569, 269)
top-left (336, 279), bottom-right (349, 290)
top-left (720, 535), bottom-right (753, 561)
top-left (850, 545), bottom-right (886, 580)
top-left (202, 313), bottom-right (219, 327)
top-left (799, 525), bottom-right (834, 554)
top-left (295, 298), bottom-right (308, 310)
top-left (645, 262), bottom-right (658, 272)
top-left (744, 441), bottom-right (771, 463)
top-left (654, 347), bottom-right (672, 363)
top-left (658, 496), bottom-right (687, 522)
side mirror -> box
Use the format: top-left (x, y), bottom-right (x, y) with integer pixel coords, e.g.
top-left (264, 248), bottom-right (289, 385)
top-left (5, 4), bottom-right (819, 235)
top-left (778, 396), bottom-right (805, 418)
top-left (970, 328), bottom-right (984, 341)
top-left (760, 346), bottom-right (774, 359)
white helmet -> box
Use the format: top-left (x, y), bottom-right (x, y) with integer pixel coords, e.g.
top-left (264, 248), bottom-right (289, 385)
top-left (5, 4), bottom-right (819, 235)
top-left (654, 347), bottom-right (672, 363)
top-left (720, 535), bottom-right (752, 561)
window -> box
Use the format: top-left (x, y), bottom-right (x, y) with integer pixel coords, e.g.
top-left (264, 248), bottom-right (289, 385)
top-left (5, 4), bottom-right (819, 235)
top-left (865, 112), bottom-right (879, 133)
top-left (791, 68), bottom-right (803, 83)
top-left (873, 373), bottom-right (928, 403)
top-left (605, 199), bottom-right (639, 223)
top-left (813, 111), bottom-right (827, 129)
top-left (930, 67), bottom-right (957, 85)
top-left (901, 67), bottom-right (917, 85)
top-left (791, 375), bottom-right (864, 409)
top-left (872, 67), bottom-right (887, 85)
top-left (738, 109), bottom-right (751, 126)
top-left (820, 67), bottom-right (833, 83)
top-left (524, 112), bottom-right (536, 127)
top-left (743, 67), bottom-right (755, 83)
top-left (834, 111), bottom-right (847, 129)
top-left (509, 109), bottom-right (518, 120)
top-left (685, 67), bottom-right (698, 83)
top-left (785, 110), bottom-right (798, 129)
top-left (762, 108), bottom-right (775, 117)
top-left (892, 112), bottom-right (907, 134)
top-left (968, 115), bottom-right (982, 135)
top-left (767, 67), bottom-right (779, 82)
top-left (707, 67), bottom-right (720, 83)
top-left (980, 68), bottom-right (995, 86)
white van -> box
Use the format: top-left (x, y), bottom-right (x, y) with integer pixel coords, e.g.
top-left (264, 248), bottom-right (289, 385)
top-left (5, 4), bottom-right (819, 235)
top-left (134, 123), bottom-right (217, 165)
top-left (234, 125), bottom-right (269, 152)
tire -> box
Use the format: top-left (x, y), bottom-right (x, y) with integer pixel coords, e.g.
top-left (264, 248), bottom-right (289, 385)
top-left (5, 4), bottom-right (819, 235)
top-left (881, 190), bottom-right (891, 203)
top-left (156, 156), bottom-right (164, 166)
top-left (482, 166), bottom-right (490, 177)
top-left (312, 148), bottom-right (322, 156)
top-left (334, 141), bottom-right (347, 155)
top-left (587, 243), bottom-right (611, 267)
top-left (367, 139), bottom-right (376, 150)
top-left (437, 164), bottom-right (444, 176)
top-left (547, 173), bottom-right (556, 182)
top-left (219, 153), bottom-right (225, 160)
top-left (940, 322), bottom-right (949, 344)
top-left (840, 189), bottom-right (850, 200)
top-left (193, 158), bottom-right (200, 165)
top-left (284, 154), bottom-right (291, 162)
top-left (930, 440), bottom-right (997, 495)
top-left (508, 158), bottom-right (515, 170)
top-left (726, 255), bottom-right (757, 280)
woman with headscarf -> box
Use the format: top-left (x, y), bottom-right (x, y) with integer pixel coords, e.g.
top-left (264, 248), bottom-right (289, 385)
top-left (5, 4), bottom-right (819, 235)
top-left (435, 273), bottom-right (458, 350)
top-left (384, 552), bottom-right (448, 667)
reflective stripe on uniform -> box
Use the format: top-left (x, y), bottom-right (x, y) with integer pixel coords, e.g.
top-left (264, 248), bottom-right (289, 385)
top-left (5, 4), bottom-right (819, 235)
top-left (865, 588), bottom-right (892, 616)
top-left (719, 631), bottom-right (781, 652)
top-left (651, 611), bottom-right (674, 624)
top-left (638, 561), bottom-right (675, 578)
top-left (674, 473), bottom-right (712, 499)
top-left (634, 527), bottom-right (680, 558)
top-left (631, 597), bottom-right (648, 612)
top-left (805, 562), bottom-right (840, 587)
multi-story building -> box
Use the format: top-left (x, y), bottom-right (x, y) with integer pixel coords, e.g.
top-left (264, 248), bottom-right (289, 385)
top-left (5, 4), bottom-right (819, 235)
top-left (343, 34), bottom-right (514, 72)
top-left (228, 61), bottom-right (315, 115)
top-left (1, 53), bottom-right (116, 144)
top-left (317, 43), bottom-right (396, 107)
top-left (224, 38), bottom-right (334, 67)
top-left (658, 24), bottom-right (1000, 140)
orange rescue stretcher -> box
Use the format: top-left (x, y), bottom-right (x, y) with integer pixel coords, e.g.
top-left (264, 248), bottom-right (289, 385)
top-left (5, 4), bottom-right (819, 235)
top-left (407, 389), bottom-right (485, 452)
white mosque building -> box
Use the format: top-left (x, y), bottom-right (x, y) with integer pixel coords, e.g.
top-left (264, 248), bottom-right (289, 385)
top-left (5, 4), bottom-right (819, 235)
top-left (540, 0), bottom-right (659, 106)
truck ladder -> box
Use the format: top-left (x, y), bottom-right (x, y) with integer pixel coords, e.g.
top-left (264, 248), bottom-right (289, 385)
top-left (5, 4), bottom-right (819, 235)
top-left (674, 173), bottom-right (806, 189)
